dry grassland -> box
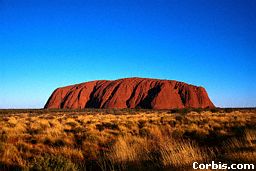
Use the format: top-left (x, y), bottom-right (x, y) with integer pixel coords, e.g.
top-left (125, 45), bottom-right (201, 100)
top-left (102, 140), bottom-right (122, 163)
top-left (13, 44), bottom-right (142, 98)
top-left (0, 109), bottom-right (255, 170)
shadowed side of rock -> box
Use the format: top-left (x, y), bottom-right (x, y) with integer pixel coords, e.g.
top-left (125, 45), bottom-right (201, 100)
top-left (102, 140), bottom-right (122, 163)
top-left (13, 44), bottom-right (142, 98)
top-left (44, 78), bottom-right (215, 109)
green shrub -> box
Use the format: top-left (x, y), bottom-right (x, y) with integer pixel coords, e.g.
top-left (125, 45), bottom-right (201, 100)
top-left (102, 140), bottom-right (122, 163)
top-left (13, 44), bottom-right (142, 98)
top-left (43, 137), bottom-right (53, 146)
top-left (139, 128), bottom-right (150, 137)
top-left (30, 154), bottom-right (77, 171)
top-left (53, 139), bottom-right (66, 147)
top-left (0, 131), bottom-right (8, 142)
top-left (138, 120), bottom-right (146, 129)
top-left (96, 122), bottom-right (119, 131)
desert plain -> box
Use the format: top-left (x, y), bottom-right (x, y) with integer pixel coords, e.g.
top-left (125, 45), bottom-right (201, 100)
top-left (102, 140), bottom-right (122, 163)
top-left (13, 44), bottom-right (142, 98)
top-left (0, 108), bottom-right (255, 171)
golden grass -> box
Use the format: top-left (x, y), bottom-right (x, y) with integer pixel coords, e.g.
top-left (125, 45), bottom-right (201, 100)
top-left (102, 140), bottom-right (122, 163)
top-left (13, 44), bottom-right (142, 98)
top-left (0, 109), bottom-right (255, 170)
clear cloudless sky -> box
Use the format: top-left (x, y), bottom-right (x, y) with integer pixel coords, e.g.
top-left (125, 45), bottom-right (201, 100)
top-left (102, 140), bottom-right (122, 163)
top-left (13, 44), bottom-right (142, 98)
top-left (1, 0), bottom-right (256, 108)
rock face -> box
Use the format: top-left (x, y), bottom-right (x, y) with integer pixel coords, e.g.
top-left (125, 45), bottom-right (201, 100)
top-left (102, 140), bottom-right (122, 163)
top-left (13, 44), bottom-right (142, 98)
top-left (44, 77), bottom-right (215, 109)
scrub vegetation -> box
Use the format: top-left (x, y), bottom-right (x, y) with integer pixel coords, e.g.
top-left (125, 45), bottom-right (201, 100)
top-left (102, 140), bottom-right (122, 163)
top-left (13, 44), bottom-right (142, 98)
top-left (0, 108), bottom-right (255, 170)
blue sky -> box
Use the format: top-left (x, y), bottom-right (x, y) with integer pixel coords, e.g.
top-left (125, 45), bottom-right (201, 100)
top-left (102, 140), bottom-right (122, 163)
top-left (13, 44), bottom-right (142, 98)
top-left (1, 0), bottom-right (256, 108)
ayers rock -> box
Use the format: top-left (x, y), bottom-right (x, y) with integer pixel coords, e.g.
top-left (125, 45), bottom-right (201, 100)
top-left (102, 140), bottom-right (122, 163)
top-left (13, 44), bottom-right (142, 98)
top-left (44, 77), bottom-right (215, 109)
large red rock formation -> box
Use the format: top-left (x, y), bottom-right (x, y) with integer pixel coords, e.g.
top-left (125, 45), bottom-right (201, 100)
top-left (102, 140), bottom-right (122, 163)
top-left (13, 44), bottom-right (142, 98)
top-left (44, 77), bottom-right (215, 109)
